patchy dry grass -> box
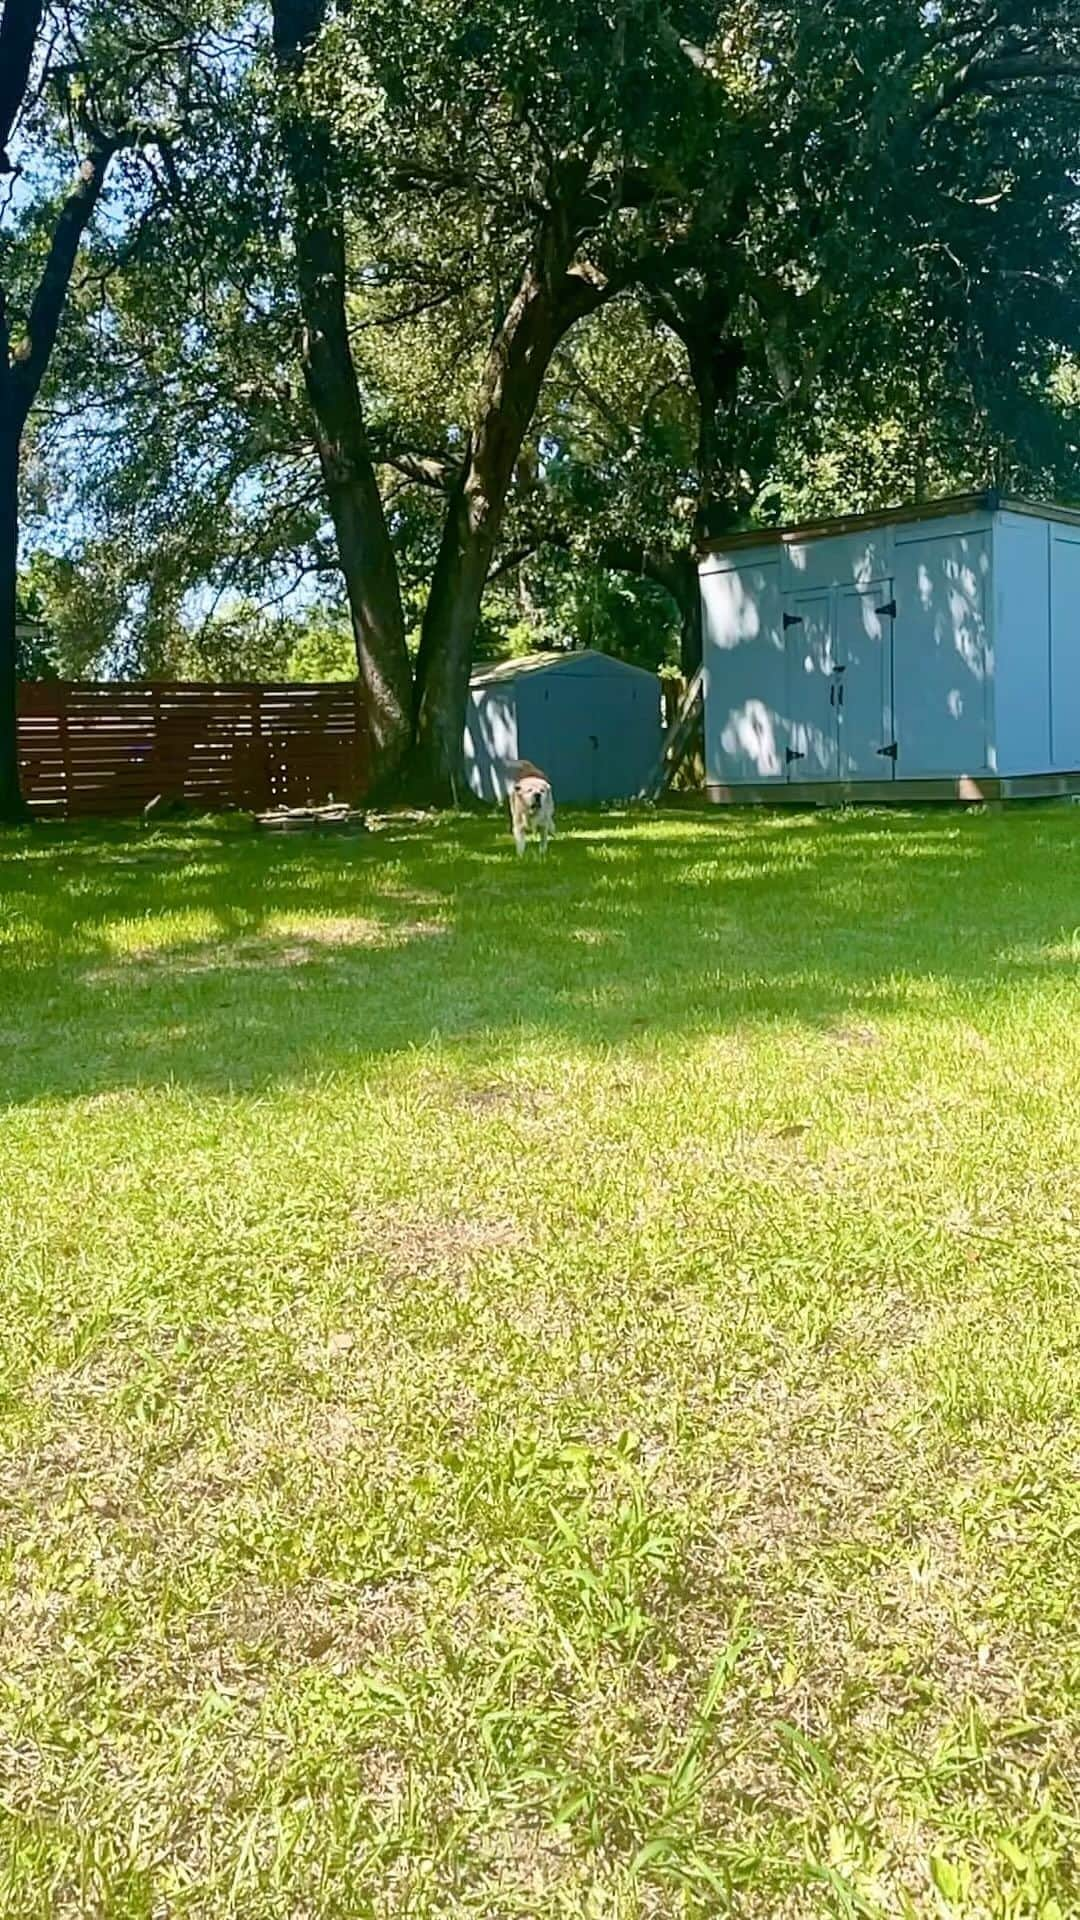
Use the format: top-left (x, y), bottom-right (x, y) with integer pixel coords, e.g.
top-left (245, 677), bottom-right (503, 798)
top-left (1, 803), bottom-right (1080, 1917)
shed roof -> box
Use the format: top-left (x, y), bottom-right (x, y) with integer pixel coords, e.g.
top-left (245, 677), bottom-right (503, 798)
top-left (470, 647), bottom-right (658, 688)
top-left (697, 491), bottom-right (1080, 559)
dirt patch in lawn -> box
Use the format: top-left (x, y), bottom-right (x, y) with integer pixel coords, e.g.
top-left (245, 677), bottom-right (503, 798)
top-left (352, 1208), bottom-right (532, 1279)
top-left (83, 916), bottom-right (448, 983)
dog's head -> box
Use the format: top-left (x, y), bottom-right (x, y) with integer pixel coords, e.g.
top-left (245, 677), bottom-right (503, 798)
top-left (513, 774), bottom-right (549, 814)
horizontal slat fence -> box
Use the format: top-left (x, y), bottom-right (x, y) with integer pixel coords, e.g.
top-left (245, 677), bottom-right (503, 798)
top-left (18, 681), bottom-right (370, 819)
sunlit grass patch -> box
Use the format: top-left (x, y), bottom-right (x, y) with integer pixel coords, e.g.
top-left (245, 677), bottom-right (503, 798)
top-left (1, 803), bottom-right (1079, 1916)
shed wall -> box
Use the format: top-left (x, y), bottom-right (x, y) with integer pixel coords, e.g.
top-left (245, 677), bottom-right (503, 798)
top-left (994, 512), bottom-right (1051, 776)
top-left (889, 525), bottom-right (991, 776)
top-left (463, 686), bottom-right (519, 801)
top-left (701, 562), bottom-right (786, 785)
top-left (1049, 524), bottom-right (1080, 771)
top-left (702, 511), bottom-right (996, 787)
top-left (465, 654), bottom-right (662, 805)
top-left (515, 664), bottom-right (661, 803)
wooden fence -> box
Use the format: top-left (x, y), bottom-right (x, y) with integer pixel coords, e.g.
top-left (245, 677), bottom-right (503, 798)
top-left (17, 680), bottom-right (370, 819)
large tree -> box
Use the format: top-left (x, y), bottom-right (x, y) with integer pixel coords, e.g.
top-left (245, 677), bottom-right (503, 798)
top-left (256, 0), bottom-right (1080, 791)
top-left (271, 0), bottom-right (413, 779)
top-left (266, 0), bottom-right (743, 792)
top-left (0, 0), bottom-right (219, 820)
top-left (15, 0), bottom-right (1080, 804)
top-left (474, 0), bottom-right (1080, 680)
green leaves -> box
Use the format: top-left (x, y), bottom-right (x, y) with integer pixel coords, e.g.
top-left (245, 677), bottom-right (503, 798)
top-left (14, 0), bottom-right (1080, 690)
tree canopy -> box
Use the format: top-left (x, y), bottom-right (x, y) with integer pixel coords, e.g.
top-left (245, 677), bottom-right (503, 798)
top-left (4, 0), bottom-right (1080, 807)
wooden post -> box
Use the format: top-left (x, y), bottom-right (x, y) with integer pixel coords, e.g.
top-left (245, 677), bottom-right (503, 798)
top-left (57, 680), bottom-right (71, 817)
top-left (639, 666), bottom-right (704, 803)
top-left (150, 684), bottom-right (163, 803)
top-left (353, 681), bottom-right (366, 804)
top-left (251, 686), bottom-right (263, 810)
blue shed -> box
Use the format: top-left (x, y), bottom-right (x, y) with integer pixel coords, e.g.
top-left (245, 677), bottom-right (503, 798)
top-left (700, 493), bottom-right (1080, 802)
top-left (464, 649), bottom-right (663, 805)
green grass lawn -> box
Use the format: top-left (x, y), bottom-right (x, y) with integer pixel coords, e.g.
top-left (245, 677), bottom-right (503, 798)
top-left (2, 804), bottom-right (1079, 1918)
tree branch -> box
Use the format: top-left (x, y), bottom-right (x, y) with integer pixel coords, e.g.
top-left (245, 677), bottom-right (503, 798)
top-left (561, 350), bottom-right (635, 450)
top-left (270, 0), bottom-right (326, 65)
top-left (380, 450), bottom-right (458, 491)
top-left (918, 49), bottom-right (1080, 130)
top-left (503, 513), bottom-right (694, 613)
top-left (556, 260), bottom-right (625, 330)
top-left (656, 13), bottom-right (716, 78)
top-left (0, 0), bottom-right (45, 161)
top-left (9, 136), bottom-right (118, 427)
top-left (487, 541), bottom-right (540, 584)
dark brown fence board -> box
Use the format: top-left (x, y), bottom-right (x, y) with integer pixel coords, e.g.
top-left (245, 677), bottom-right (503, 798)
top-left (17, 681), bottom-right (371, 819)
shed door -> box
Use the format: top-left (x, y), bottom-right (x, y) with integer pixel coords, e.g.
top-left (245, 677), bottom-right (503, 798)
top-left (702, 561), bottom-right (787, 783)
top-left (835, 583), bottom-right (895, 778)
top-left (1051, 533), bottom-right (1080, 768)
top-left (590, 679), bottom-right (658, 800)
top-left (892, 531), bottom-right (990, 774)
top-left (527, 672), bottom-right (651, 803)
top-left (784, 591), bottom-right (836, 779)
top-left (531, 678), bottom-right (596, 803)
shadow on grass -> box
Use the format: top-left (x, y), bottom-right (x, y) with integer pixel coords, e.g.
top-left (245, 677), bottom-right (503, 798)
top-left (1, 804), bottom-right (1077, 1107)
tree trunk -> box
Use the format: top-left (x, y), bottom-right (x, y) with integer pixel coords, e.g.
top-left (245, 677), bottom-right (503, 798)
top-left (674, 551), bottom-right (703, 677)
top-left (411, 253), bottom-right (612, 801)
top-left (297, 292), bottom-right (413, 781)
top-left (0, 130), bottom-right (119, 824)
top-left (407, 469), bottom-right (493, 801)
top-left (0, 1), bottom-right (46, 159)
top-left (692, 354), bottom-right (720, 542)
top-left (685, 330), bottom-right (744, 547)
top-left (272, 0), bottom-right (413, 785)
top-left (410, 271), bottom-right (566, 798)
top-left (0, 422), bottom-right (27, 822)
top-left (650, 280), bottom-right (743, 549)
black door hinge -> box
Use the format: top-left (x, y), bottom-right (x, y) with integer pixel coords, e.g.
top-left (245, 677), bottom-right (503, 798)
top-left (877, 599), bottom-right (897, 620)
top-left (782, 612), bottom-right (803, 629)
top-left (877, 742), bottom-right (898, 760)
top-left (786, 747), bottom-right (805, 763)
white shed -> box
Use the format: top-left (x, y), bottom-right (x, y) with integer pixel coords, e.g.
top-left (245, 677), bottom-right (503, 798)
top-left (699, 493), bottom-right (1080, 802)
top-left (464, 649), bottom-right (662, 805)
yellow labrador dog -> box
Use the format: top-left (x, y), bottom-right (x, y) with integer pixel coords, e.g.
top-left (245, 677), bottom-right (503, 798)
top-left (507, 760), bottom-right (555, 856)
